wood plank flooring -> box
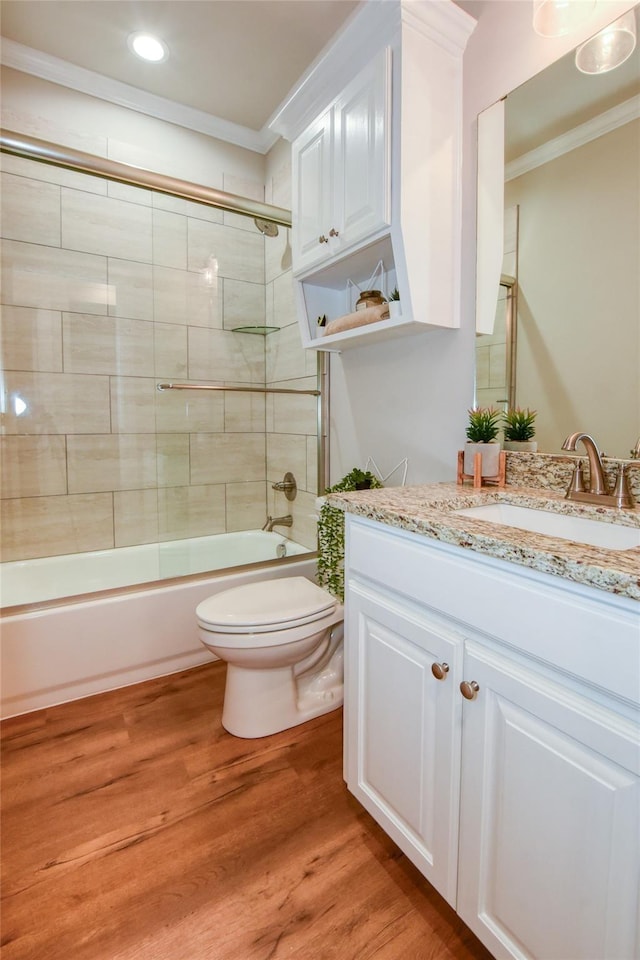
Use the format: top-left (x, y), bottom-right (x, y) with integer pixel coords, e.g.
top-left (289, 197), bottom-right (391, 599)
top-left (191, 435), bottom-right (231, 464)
top-left (1, 663), bottom-right (493, 960)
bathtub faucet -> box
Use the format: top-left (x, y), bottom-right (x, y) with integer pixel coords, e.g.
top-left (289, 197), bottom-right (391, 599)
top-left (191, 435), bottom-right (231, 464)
top-left (262, 515), bottom-right (293, 532)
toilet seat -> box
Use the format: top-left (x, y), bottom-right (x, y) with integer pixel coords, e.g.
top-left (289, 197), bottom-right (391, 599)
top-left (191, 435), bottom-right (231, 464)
top-left (196, 576), bottom-right (337, 634)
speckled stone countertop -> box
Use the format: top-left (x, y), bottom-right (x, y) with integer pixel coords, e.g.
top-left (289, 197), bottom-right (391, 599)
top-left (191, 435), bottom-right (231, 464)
top-left (327, 483), bottom-right (640, 602)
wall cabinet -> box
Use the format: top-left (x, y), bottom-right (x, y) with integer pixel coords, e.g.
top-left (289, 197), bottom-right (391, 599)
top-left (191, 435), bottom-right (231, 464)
top-left (270, 0), bottom-right (477, 351)
top-left (292, 48), bottom-right (390, 275)
top-left (344, 515), bottom-right (640, 960)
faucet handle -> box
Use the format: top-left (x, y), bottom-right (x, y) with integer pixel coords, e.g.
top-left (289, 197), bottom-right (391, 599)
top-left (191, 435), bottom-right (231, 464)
top-left (566, 460), bottom-right (586, 498)
top-left (612, 462), bottom-right (635, 509)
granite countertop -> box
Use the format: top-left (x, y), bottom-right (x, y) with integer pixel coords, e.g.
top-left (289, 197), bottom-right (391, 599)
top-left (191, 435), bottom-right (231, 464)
top-left (327, 482), bottom-right (640, 602)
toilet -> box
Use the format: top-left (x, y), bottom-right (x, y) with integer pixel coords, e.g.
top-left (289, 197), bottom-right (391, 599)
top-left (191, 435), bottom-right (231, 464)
top-left (196, 576), bottom-right (344, 739)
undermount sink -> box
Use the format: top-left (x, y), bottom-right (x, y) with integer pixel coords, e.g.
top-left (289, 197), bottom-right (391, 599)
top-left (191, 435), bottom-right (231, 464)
top-left (454, 503), bottom-right (640, 551)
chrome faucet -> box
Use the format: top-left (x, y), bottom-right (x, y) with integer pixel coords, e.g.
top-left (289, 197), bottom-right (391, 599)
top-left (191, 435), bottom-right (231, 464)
top-left (561, 432), bottom-right (635, 509)
top-left (262, 515), bottom-right (293, 532)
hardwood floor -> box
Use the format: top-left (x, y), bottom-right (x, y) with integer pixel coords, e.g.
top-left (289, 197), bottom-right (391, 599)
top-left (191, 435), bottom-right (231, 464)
top-left (1, 663), bottom-right (493, 960)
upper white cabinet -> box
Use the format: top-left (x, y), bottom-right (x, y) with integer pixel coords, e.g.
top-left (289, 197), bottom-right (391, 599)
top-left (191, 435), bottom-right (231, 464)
top-left (269, 0), bottom-right (477, 351)
top-left (292, 49), bottom-right (391, 274)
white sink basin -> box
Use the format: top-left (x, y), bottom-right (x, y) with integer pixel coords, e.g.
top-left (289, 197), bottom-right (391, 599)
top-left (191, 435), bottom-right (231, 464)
top-left (454, 503), bottom-right (640, 551)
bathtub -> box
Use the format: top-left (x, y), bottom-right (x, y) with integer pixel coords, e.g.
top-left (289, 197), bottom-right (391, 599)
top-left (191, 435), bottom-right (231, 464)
top-left (0, 532), bottom-right (317, 719)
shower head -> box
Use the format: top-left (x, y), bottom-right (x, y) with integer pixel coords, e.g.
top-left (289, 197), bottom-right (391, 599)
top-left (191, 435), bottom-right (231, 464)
top-left (254, 217), bottom-right (279, 237)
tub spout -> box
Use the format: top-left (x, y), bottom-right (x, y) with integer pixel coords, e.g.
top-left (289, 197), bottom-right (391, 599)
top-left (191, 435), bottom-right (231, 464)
top-left (262, 515), bottom-right (293, 532)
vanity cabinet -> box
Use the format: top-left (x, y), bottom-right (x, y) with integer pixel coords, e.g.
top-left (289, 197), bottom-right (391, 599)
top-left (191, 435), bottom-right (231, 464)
top-left (344, 514), bottom-right (640, 960)
top-left (292, 48), bottom-right (390, 275)
top-left (269, 0), bottom-right (476, 351)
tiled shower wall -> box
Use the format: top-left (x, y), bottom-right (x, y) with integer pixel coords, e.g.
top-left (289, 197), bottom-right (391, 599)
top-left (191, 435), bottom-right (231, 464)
top-left (1, 153), bottom-right (319, 562)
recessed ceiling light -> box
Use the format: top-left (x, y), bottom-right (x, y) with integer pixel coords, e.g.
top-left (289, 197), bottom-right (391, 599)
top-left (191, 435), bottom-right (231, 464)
top-left (127, 32), bottom-right (169, 63)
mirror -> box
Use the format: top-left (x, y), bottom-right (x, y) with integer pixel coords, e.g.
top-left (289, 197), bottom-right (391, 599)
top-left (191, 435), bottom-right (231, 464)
top-left (475, 9), bottom-right (640, 458)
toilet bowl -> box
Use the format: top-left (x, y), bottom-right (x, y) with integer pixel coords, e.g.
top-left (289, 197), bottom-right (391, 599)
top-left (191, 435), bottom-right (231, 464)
top-left (196, 576), bottom-right (344, 739)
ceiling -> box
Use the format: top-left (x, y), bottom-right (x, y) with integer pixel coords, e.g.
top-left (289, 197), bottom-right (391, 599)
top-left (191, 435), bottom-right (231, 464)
top-left (0, 0), bottom-right (360, 133)
top-left (0, 0), bottom-right (638, 158)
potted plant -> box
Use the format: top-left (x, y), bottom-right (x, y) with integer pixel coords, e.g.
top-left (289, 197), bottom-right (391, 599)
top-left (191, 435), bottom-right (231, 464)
top-left (464, 407), bottom-right (502, 477)
top-left (387, 286), bottom-right (401, 319)
top-left (503, 407), bottom-right (537, 452)
top-left (317, 467), bottom-right (383, 601)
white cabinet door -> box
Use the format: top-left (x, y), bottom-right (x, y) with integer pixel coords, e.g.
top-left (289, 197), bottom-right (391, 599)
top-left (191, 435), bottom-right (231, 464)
top-left (292, 108), bottom-right (333, 273)
top-left (291, 49), bottom-right (390, 276)
top-left (333, 48), bottom-right (390, 257)
top-left (345, 580), bottom-right (463, 905)
top-left (457, 640), bottom-right (640, 960)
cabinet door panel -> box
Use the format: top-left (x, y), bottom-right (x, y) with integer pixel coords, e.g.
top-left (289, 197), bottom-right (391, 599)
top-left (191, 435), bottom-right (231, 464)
top-left (458, 644), bottom-right (640, 960)
top-left (345, 582), bottom-right (462, 904)
top-left (334, 48), bottom-right (390, 252)
top-left (292, 110), bottom-right (332, 272)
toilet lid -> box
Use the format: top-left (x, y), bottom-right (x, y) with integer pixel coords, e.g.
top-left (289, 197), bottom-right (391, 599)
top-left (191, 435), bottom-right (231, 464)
top-left (196, 577), bottom-right (337, 633)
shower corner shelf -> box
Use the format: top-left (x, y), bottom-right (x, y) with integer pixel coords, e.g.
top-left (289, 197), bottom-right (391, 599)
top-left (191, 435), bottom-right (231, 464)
top-left (231, 325), bottom-right (279, 336)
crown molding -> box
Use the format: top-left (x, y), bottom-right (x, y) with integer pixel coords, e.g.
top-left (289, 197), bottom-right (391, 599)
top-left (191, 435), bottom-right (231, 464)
top-left (506, 93), bottom-right (640, 181)
top-left (1, 38), bottom-right (278, 155)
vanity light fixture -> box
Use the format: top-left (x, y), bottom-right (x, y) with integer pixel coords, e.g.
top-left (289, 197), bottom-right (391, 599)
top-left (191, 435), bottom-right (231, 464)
top-left (127, 32), bottom-right (169, 63)
top-left (532, 0), bottom-right (596, 38)
top-left (575, 9), bottom-right (637, 74)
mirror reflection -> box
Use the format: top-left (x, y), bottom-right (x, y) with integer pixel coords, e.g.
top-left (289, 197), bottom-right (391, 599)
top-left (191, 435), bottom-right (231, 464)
top-left (475, 9), bottom-right (640, 458)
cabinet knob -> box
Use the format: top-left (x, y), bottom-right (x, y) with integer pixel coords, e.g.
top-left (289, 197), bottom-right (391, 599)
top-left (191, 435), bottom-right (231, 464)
top-left (431, 661), bottom-right (449, 681)
top-left (329, 228), bottom-right (340, 237)
top-left (460, 680), bottom-right (480, 701)
top-left (318, 235), bottom-right (329, 244)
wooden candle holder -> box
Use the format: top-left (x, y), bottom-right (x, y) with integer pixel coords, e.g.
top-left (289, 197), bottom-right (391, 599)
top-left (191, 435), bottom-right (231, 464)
top-left (457, 450), bottom-right (506, 489)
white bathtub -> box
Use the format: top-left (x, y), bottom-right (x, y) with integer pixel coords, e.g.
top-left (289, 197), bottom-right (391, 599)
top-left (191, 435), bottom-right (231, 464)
top-left (0, 532), bottom-right (316, 719)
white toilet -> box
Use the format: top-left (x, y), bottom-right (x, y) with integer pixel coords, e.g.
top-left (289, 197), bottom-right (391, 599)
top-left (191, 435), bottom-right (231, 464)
top-left (196, 576), bottom-right (344, 739)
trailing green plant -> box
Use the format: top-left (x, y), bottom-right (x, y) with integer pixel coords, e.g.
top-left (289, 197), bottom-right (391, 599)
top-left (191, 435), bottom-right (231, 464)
top-left (503, 407), bottom-right (537, 442)
top-left (388, 287), bottom-right (400, 301)
top-left (466, 407), bottom-right (501, 443)
top-left (317, 467), bottom-right (383, 601)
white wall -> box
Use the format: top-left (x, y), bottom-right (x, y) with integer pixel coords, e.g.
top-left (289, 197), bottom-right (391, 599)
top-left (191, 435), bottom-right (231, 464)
top-left (328, 0), bottom-right (637, 486)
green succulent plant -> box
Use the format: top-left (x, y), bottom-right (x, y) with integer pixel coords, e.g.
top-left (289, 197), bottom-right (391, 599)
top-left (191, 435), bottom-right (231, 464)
top-left (388, 287), bottom-right (400, 301)
top-left (317, 467), bottom-right (383, 601)
top-left (503, 407), bottom-right (537, 442)
top-left (466, 407), bottom-right (501, 443)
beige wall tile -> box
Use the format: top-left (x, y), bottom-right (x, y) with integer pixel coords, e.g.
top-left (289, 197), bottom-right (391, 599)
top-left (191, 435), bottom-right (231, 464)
top-left (266, 323), bottom-right (311, 383)
top-left (157, 434), bottom-right (189, 487)
top-left (153, 265), bottom-right (220, 327)
top-left (224, 391), bottom-right (266, 433)
top-left (272, 270), bottom-right (296, 327)
top-left (154, 322), bottom-right (188, 378)
top-left (190, 433), bottom-right (266, 485)
top-left (266, 433), bottom-right (308, 487)
top-left (222, 278), bottom-right (265, 331)
top-left (152, 208), bottom-right (187, 269)
top-left (67, 435), bottom-right (157, 493)
top-left (269, 386), bottom-right (318, 436)
top-left (0, 436), bottom-right (67, 498)
top-left (62, 188), bottom-right (152, 262)
top-left (1, 154), bottom-right (107, 195)
top-left (265, 229), bottom-right (292, 285)
top-left (155, 387), bottom-right (224, 434)
top-left (0, 493), bottom-right (114, 562)
top-left (1, 371), bottom-right (110, 435)
top-left (157, 484), bottom-right (226, 541)
top-left (289, 490), bottom-right (319, 551)
top-left (114, 489), bottom-right (159, 547)
top-left (188, 219), bottom-right (265, 284)
top-left (188, 327), bottom-right (265, 383)
top-left (107, 181), bottom-right (153, 205)
top-left (152, 192), bottom-right (223, 224)
top-left (225, 481), bottom-right (267, 531)
top-left (0, 305), bottom-right (63, 372)
top-left (107, 258), bottom-right (153, 320)
top-left (63, 313), bottom-right (155, 376)
top-left (306, 436), bottom-right (319, 495)
top-left (1, 240), bottom-right (110, 314)
top-left (110, 378), bottom-right (157, 433)
top-left (1, 172), bottom-right (61, 247)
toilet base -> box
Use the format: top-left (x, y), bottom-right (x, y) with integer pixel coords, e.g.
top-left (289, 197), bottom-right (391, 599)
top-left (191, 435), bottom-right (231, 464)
top-left (221, 624), bottom-right (344, 739)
